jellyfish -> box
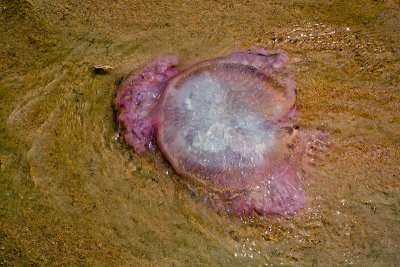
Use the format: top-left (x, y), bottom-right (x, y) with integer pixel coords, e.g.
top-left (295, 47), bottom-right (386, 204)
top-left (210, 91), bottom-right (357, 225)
top-left (114, 48), bottom-right (328, 217)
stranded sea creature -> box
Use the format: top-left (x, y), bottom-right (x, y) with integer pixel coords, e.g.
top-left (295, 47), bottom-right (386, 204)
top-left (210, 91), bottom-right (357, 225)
top-left (114, 49), bottom-right (328, 217)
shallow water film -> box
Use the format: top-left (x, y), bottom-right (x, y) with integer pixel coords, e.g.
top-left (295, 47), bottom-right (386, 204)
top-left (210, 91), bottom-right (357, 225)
top-left (1, 0), bottom-right (399, 266)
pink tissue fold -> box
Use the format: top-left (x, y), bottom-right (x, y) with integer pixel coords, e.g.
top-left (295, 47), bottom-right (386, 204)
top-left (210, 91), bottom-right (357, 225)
top-left (114, 56), bottom-right (179, 153)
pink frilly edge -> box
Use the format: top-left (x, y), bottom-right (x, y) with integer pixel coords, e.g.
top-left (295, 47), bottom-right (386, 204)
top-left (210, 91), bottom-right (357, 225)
top-left (114, 56), bottom-right (179, 153)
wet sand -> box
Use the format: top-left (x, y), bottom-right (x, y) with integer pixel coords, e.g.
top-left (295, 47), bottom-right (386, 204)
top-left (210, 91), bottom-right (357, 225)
top-left (1, 0), bottom-right (399, 265)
